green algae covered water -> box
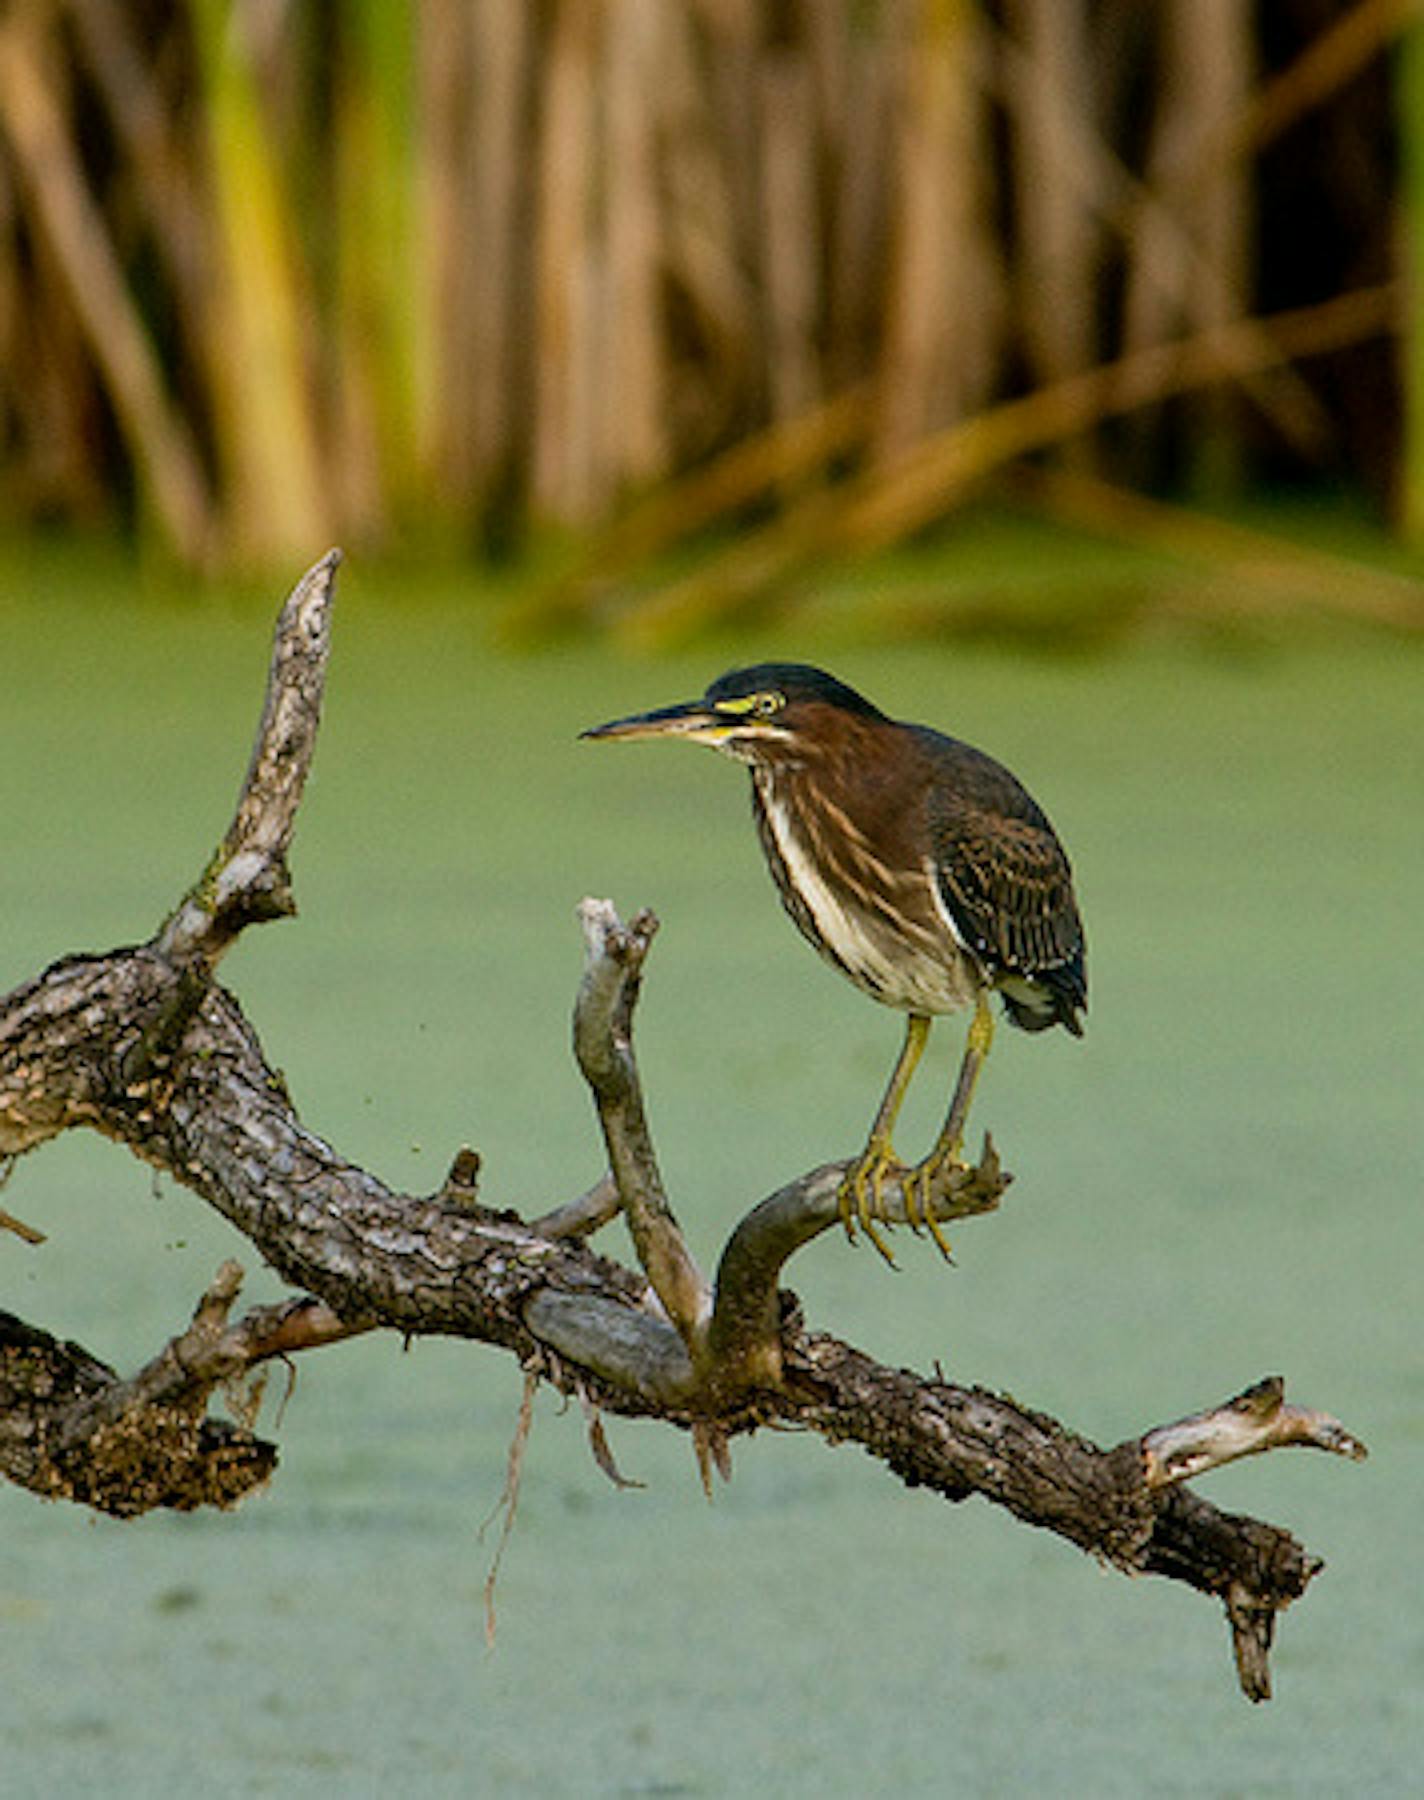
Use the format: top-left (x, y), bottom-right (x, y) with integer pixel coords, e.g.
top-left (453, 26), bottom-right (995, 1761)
top-left (1, 547), bottom-right (1420, 1795)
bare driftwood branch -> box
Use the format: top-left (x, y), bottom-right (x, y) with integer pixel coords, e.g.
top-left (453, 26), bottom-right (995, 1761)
top-left (0, 555), bottom-right (1365, 1702)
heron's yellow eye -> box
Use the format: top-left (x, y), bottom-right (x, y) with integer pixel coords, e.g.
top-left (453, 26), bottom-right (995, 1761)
top-left (713, 690), bottom-right (784, 719)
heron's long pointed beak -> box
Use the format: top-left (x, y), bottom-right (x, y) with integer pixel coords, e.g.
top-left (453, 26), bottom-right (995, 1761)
top-left (580, 699), bottom-right (720, 743)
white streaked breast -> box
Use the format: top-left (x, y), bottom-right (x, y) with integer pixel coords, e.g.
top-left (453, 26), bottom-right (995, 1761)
top-left (762, 791), bottom-right (977, 1015)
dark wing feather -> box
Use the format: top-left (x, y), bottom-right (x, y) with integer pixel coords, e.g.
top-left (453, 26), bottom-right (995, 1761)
top-left (918, 730), bottom-right (1087, 1032)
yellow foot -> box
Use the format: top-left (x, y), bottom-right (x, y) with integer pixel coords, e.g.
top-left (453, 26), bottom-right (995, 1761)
top-left (835, 1137), bottom-right (907, 1267)
top-left (906, 1143), bottom-right (967, 1262)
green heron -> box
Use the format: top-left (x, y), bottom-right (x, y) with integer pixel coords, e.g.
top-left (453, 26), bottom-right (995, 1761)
top-left (583, 664), bottom-right (1085, 1261)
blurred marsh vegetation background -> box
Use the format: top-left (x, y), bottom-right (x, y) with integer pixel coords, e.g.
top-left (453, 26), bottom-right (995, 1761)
top-left (1, 0), bottom-right (1424, 645)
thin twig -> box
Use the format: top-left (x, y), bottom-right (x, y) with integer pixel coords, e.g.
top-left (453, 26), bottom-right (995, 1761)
top-left (530, 1172), bottom-right (622, 1239)
top-left (0, 1206), bottom-right (46, 1245)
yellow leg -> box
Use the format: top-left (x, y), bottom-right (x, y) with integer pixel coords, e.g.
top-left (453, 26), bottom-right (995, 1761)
top-left (912, 991), bottom-right (995, 1257)
top-left (837, 1012), bottom-right (931, 1264)
top-left (939, 990), bottom-right (995, 1159)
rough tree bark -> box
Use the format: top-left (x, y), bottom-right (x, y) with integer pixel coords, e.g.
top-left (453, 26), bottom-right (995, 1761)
top-left (0, 552), bottom-right (1365, 1702)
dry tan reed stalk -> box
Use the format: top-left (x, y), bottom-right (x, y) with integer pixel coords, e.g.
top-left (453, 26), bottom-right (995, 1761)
top-left (1005, 0), bottom-right (1097, 441)
top-left (68, 0), bottom-right (211, 342)
top-left (604, 0), bottom-right (667, 488)
top-left (533, 0), bottom-right (600, 519)
top-left (759, 50), bottom-right (820, 428)
top-left (0, 13), bottom-right (214, 561)
top-left (878, 0), bottom-right (999, 455)
top-left (188, 0), bottom-right (329, 563)
top-left (1120, 0), bottom-right (1255, 492)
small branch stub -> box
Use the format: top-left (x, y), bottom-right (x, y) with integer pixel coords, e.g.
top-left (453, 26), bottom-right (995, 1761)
top-left (1139, 1376), bottom-right (1368, 1490)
